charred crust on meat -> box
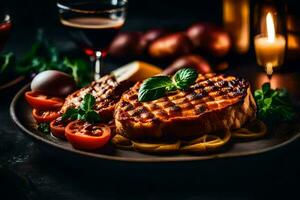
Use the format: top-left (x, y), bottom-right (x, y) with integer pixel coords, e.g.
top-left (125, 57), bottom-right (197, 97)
top-left (114, 73), bottom-right (256, 139)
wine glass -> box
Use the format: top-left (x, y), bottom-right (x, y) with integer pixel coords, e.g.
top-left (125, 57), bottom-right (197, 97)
top-left (57, 0), bottom-right (127, 80)
top-left (0, 14), bottom-right (12, 52)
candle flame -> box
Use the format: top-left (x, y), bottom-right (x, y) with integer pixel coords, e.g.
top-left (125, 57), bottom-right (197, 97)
top-left (266, 12), bottom-right (275, 42)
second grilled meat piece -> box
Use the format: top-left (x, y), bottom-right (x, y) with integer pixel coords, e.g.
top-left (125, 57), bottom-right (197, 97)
top-left (61, 75), bottom-right (130, 121)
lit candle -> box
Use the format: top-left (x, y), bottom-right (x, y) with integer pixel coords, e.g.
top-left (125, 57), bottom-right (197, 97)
top-left (254, 12), bottom-right (286, 75)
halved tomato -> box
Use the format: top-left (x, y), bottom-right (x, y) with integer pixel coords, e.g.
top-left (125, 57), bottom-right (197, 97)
top-left (25, 91), bottom-right (64, 110)
top-left (65, 120), bottom-right (111, 150)
top-left (32, 109), bottom-right (61, 123)
top-left (50, 117), bottom-right (69, 139)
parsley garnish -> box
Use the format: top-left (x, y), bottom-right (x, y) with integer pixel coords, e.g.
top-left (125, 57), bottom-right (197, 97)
top-left (37, 123), bottom-right (50, 134)
top-left (254, 83), bottom-right (295, 123)
top-left (62, 94), bottom-right (101, 124)
top-left (0, 29), bottom-right (91, 87)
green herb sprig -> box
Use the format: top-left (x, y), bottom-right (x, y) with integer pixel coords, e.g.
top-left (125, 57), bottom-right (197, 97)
top-left (37, 122), bottom-right (50, 134)
top-left (0, 52), bottom-right (14, 74)
top-left (138, 68), bottom-right (198, 102)
top-left (254, 83), bottom-right (295, 124)
top-left (0, 29), bottom-right (91, 87)
top-left (62, 94), bottom-right (101, 124)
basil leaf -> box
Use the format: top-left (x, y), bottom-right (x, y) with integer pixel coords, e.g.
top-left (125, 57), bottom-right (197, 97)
top-left (80, 94), bottom-right (95, 111)
top-left (138, 76), bottom-right (174, 102)
top-left (174, 68), bottom-right (198, 90)
top-left (138, 68), bottom-right (199, 102)
top-left (138, 87), bottom-right (167, 102)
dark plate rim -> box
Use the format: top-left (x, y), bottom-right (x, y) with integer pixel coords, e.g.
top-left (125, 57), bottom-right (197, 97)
top-left (10, 84), bottom-right (300, 163)
top-left (0, 76), bottom-right (25, 91)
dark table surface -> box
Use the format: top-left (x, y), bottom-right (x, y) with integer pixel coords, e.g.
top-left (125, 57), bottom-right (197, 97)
top-left (1, 17), bottom-right (300, 200)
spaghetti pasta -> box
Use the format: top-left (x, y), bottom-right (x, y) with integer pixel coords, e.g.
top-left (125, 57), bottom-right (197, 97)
top-left (111, 134), bottom-right (133, 150)
top-left (132, 140), bottom-right (181, 153)
top-left (180, 131), bottom-right (231, 153)
top-left (111, 120), bottom-right (267, 154)
top-left (232, 119), bottom-right (267, 139)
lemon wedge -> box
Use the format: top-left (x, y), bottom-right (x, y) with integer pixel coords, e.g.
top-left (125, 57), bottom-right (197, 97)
top-left (112, 61), bottom-right (162, 82)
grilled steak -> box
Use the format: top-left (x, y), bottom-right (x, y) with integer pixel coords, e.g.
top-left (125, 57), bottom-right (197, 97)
top-left (115, 73), bottom-right (256, 139)
top-left (61, 75), bottom-right (130, 121)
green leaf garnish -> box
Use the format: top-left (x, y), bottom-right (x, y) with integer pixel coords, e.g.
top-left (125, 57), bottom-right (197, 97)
top-left (80, 94), bottom-right (95, 111)
top-left (254, 83), bottom-right (295, 124)
top-left (37, 122), bottom-right (50, 134)
top-left (63, 57), bottom-right (90, 87)
top-left (174, 68), bottom-right (198, 90)
top-left (9, 29), bottom-right (91, 87)
top-left (138, 76), bottom-right (175, 102)
top-left (0, 52), bottom-right (14, 74)
top-left (62, 94), bottom-right (101, 124)
top-left (138, 68), bottom-right (197, 102)
top-left (61, 108), bottom-right (79, 121)
top-left (262, 82), bottom-right (270, 94)
top-left (81, 111), bottom-right (101, 124)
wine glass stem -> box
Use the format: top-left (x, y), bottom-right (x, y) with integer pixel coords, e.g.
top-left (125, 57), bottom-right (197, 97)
top-left (93, 51), bottom-right (102, 80)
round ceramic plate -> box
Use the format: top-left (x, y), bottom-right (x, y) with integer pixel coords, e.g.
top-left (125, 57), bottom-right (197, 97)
top-left (10, 84), bottom-right (300, 163)
top-left (0, 76), bottom-right (24, 91)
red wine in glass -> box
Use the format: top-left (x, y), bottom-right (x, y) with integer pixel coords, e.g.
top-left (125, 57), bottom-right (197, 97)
top-left (57, 0), bottom-right (127, 80)
top-left (60, 17), bottom-right (124, 57)
top-left (0, 14), bottom-right (12, 51)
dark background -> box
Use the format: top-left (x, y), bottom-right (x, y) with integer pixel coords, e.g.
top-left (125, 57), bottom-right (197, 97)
top-left (1, 0), bottom-right (300, 200)
top-left (2, 0), bottom-right (222, 27)
top-left (1, 0), bottom-right (222, 55)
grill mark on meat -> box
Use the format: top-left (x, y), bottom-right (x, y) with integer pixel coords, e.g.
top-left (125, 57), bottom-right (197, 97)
top-left (116, 73), bottom-right (250, 123)
top-left (194, 104), bottom-right (208, 115)
top-left (167, 105), bottom-right (182, 116)
top-left (186, 92), bottom-right (208, 101)
top-left (155, 110), bottom-right (169, 118)
top-left (61, 75), bottom-right (131, 120)
top-left (115, 73), bottom-right (255, 139)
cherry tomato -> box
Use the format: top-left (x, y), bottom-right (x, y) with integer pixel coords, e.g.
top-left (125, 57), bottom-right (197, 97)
top-left (65, 120), bottom-right (111, 150)
top-left (50, 117), bottom-right (69, 139)
top-left (25, 91), bottom-right (64, 110)
top-left (32, 109), bottom-right (61, 123)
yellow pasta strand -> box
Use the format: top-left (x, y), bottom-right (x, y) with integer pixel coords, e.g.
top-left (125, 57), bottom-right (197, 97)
top-left (132, 141), bottom-right (181, 153)
top-left (180, 131), bottom-right (231, 153)
top-left (111, 120), bottom-right (267, 154)
top-left (232, 120), bottom-right (267, 139)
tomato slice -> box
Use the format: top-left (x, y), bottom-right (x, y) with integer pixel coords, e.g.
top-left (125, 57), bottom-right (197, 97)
top-left (32, 109), bottom-right (61, 123)
top-left (25, 91), bottom-right (64, 110)
top-left (65, 120), bottom-right (111, 150)
top-left (50, 117), bottom-right (70, 139)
